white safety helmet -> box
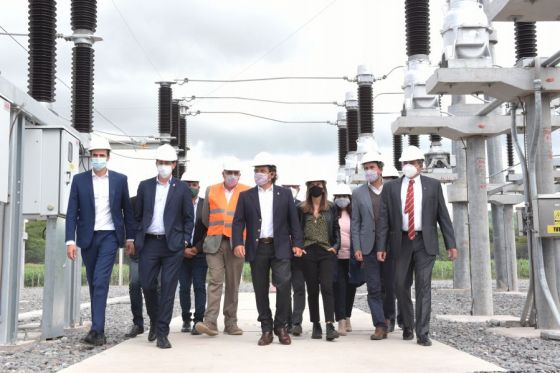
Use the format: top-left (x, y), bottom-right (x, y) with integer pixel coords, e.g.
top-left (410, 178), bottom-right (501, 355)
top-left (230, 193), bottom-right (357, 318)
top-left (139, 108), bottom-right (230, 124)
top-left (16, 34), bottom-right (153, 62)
top-left (252, 152), bottom-right (276, 167)
top-left (305, 173), bottom-right (326, 184)
top-left (181, 170), bottom-right (201, 182)
top-left (382, 164), bottom-right (400, 178)
top-left (155, 144), bottom-right (178, 161)
top-left (222, 156), bottom-right (242, 171)
top-left (88, 137), bottom-right (111, 151)
top-left (331, 183), bottom-right (352, 196)
top-left (361, 151), bottom-right (384, 166)
top-left (281, 177), bottom-right (300, 187)
top-left (399, 145), bottom-right (425, 162)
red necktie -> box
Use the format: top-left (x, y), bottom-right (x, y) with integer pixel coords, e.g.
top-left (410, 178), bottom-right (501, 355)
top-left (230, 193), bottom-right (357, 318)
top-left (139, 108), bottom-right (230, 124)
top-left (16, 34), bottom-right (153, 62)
top-left (405, 179), bottom-right (415, 240)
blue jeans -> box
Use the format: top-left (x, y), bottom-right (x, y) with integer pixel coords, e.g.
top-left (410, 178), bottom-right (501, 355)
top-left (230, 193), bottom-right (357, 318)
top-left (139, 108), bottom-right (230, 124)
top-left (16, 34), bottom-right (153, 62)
top-left (363, 252), bottom-right (386, 328)
top-left (178, 254), bottom-right (208, 323)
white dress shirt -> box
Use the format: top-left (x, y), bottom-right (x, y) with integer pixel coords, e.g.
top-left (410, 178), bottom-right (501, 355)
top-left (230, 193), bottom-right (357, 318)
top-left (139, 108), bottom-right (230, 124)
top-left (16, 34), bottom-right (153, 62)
top-left (191, 197), bottom-right (199, 243)
top-left (258, 185), bottom-right (274, 238)
top-left (93, 170), bottom-right (115, 231)
top-left (401, 176), bottom-right (422, 231)
top-left (147, 176), bottom-right (172, 235)
top-left (224, 185), bottom-right (234, 204)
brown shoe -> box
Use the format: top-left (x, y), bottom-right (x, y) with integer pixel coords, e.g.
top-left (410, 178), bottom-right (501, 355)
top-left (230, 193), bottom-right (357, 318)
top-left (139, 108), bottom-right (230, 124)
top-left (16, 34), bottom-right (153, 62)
top-left (224, 324), bottom-right (243, 335)
top-left (370, 326), bottom-right (388, 340)
top-left (274, 327), bottom-right (292, 345)
top-left (195, 322), bottom-right (219, 336)
top-left (258, 331), bottom-right (273, 346)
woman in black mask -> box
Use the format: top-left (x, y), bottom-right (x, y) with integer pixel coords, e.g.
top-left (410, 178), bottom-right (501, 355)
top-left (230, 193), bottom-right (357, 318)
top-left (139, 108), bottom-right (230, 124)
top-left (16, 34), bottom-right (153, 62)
top-left (297, 177), bottom-right (340, 341)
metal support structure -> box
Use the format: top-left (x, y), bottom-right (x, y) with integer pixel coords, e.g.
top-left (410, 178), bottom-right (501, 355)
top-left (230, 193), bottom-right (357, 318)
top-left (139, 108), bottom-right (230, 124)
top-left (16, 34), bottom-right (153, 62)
top-left (64, 248), bottom-right (82, 328)
top-left (466, 136), bottom-right (494, 315)
top-left (0, 113), bottom-right (25, 345)
top-left (452, 139), bottom-right (471, 289)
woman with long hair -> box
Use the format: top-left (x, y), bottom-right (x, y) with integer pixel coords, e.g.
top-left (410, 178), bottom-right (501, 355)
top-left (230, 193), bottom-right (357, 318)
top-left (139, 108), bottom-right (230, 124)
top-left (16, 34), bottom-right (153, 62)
top-left (298, 177), bottom-right (340, 341)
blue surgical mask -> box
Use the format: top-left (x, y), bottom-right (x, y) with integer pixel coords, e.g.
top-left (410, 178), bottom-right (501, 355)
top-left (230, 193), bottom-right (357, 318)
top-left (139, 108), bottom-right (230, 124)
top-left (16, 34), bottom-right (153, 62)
top-left (91, 158), bottom-right (107, 171)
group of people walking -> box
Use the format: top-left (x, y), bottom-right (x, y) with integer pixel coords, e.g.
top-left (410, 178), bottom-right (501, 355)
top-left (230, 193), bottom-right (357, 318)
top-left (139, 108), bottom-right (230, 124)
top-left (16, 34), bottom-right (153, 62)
top-left (65, 138), bottom-right (458, 350)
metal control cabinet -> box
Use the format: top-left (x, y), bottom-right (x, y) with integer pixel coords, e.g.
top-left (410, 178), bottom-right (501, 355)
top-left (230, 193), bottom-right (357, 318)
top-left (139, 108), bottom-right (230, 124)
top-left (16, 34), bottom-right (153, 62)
top-left (537, 194), bottom-right (560, 237)
top-left (0, 97), bottom-right (10, 203)
top-left (22, 126), bottom-right (80, 217)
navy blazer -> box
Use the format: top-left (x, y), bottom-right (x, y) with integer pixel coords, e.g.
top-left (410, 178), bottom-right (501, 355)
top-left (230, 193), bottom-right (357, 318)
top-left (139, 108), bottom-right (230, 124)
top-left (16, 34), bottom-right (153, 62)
top-left (232, 185), bottom-right (304, 262)
top-left (135, 177), bottom-right (194, 252)
top-left (65, 170), bottom-right (135, 249)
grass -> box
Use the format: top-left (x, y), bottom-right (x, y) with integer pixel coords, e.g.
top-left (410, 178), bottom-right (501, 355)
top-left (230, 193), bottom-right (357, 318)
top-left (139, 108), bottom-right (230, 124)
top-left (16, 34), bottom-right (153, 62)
top-left (24, 259), bottom-right (531, 287)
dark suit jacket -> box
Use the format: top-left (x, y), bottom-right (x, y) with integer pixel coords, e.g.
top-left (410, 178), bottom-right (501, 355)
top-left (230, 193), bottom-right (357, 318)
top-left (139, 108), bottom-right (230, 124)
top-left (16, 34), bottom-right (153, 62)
top-left (376, 175), bottom-right (456, 257)
top-left (135, 176), bottom-right (194, 252)
top-left (297, 201), bottom-right (341, 251)
top-left (65, 170), bottom-right (135, 249)
top-left (232, 185), bottom-right (304, 262)
top-left (192, 197), bottom-right (208, 253)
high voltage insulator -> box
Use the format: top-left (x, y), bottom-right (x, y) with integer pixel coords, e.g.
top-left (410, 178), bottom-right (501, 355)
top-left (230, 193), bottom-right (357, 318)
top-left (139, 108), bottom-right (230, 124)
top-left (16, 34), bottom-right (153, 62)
top-left (346, 109), bottom-right (359, 153)
top-left (158, 84), bottom-right (172, 135)
top-left (514, 21), bottom-right (537, 61)
top-left (171, 100), bottom-right (180, 147)
top-left (71, 46), bottom-right (94, 133)
top-left (71, 0), bottom-right (97, 32)
top-left (506, 134), bottom-right (515, 167)
top-left (405, 0), bottom-right (430, 57)
top-left (430, 134), bottom-right (442, 143)
top-left (28, 0), bottom-right (57, 103)
top-left (179, 117), bottom-right (187, 155)
top-left (408, 134), bottom-right (419, 148)
top-left (338, 126), bottom-right (348, 166)
top-left (358, 85), bottom-right (373, 134)
top-left (393, 135), bottom-right (403, 171)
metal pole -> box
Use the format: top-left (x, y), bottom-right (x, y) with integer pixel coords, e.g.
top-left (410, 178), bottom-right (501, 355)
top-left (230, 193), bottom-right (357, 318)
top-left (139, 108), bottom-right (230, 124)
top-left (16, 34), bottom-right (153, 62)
top-left (503, 205), bottom-right (519, 291)
top-left (466, 136), bottom-right (494, 315)
top-left (0, 113), bottom-right (25, 345)
top-left (65, 246), bottom-right (82, 328)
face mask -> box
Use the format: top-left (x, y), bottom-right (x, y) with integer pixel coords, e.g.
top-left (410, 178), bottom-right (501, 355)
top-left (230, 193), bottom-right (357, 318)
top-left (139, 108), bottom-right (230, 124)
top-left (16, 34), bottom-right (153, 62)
top-left (189, 187), bottom-right (199, 198)
top-left (365, 169), bottom-right (379, 183)
top-left (254, 172), bottom-right (269, 187)
top-left (335, 197), bottom-right (350, 208)
top-left (91, 158), bottom-right (107, 171)
top-left (157, 165), bottom-right (172, 178)
top-left (309, 185), bottom-right (323, 198)
top-left (290, 187), bottom-right (299, 200)
top-left (402, 164), bottom-right (418, 179)
top-left (224, 174), bottom-right (239, 188)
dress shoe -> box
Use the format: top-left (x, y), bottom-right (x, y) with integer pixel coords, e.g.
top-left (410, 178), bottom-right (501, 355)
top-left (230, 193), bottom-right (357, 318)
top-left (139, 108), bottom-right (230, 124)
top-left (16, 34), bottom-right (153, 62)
top-left (81, 330), bottom-right (96, 345)
top-left (156, 335), bottom-right (172, 349)
top-left (181, 321), bottom-right (191, 333)
top-left (257, 331), bottom-right (273, 346)
top-left (274, 327), bottom-right (291, 345)
top-left (311, 322), bottom-right (322, 339)
top-left (402, 327), bottom-right (414, 341)
top-left (417, 335), bottom-right (432, 347)
top-left (191, 323), bottom-right (202, 335)
top-left (148, 325), bottom-right (157, 342)
top-left (325, 323), bottom-right (339, 341)
top-left (195, 322), bottom-right (219, 336)
top-left (125, 324), bottom-right (144, 338)
top-left (345, 318), bottom-right (352, 332)
top-left (92, 333), bottom-right (107, 346)
top-left (337, 319), bottom-right (347, 336)
top-left (291, 324), bottom-right (302, 336)
top-left (287, 324), bottom-right (293, 334)
top-left (224, 324), bottom-right (243, 335)
top-left (370, 326), bottom-right (388, 340)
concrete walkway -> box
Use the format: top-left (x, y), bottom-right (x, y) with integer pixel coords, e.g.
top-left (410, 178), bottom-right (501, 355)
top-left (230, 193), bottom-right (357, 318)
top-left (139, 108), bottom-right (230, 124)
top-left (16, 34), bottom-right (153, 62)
top-left (60, 293), bottom-right (504, 373)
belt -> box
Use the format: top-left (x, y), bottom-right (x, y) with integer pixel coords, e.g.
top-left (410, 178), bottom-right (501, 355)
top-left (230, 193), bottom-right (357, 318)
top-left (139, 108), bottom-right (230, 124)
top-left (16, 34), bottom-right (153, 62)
top-left (402, 231), bottom-right (422, 238)
top-left (258, 237), bottom-right (274, 244)
top-left (146, 233), bottom-right (166, 240)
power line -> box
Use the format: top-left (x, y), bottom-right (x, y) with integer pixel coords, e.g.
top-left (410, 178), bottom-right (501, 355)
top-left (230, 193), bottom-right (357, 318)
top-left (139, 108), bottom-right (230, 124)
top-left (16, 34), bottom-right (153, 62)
top-left (185, 95), bottom-right (342, 106)
top-left (189, 110), bottom-right (335, 125)
top-left (178, 76), bottom-right (351, 84)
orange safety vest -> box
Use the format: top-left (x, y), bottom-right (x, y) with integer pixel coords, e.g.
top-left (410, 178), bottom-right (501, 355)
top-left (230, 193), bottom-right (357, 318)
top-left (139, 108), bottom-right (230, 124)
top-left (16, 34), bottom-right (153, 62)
top-left (207, 182), bottom-right (250, 238)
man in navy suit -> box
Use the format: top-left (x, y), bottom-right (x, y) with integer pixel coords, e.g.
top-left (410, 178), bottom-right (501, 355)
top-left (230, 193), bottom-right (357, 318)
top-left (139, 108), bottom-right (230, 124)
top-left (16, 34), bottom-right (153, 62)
top-left (232, 153), bottom-right (304, 346)
top-left (66, 137), bottom-right (135, 346)
top-left (134, 144), bottom-right (194, 349)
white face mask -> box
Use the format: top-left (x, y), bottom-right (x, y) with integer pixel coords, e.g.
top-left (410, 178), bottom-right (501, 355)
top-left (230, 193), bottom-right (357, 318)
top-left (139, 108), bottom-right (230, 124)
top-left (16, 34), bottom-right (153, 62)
top-left (224, 174), bottom-right (239, 188)
top-left (402, 164), bottom-right (418, 179)
top-left (365, 169), bottom-right (379, 183)
top-left (254, 172), bottom-right (269, 186)
top-left (157, 165), bottom-right (173, 178)
top-left (335, 197), bottom-right (350, 208)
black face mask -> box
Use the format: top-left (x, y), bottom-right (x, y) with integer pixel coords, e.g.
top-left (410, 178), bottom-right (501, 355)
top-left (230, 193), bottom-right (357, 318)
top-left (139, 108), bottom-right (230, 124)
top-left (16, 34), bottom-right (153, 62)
top-left (309, 185), bottom-right (323, 198)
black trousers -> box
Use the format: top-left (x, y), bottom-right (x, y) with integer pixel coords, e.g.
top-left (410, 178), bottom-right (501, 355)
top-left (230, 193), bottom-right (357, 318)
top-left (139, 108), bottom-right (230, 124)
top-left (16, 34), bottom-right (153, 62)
top-left (334, 259), bottom-right (357, 321)
top-left (302, 245), bottom-right (336, 323)
top-left (250, 242), bottom-right (291, 332)
top-left (395, 232), bottom-right (436, 338)
top-left (380, 253), bottom-right (398, 321)
top-left (288, 256), bottom-right (306, 327)
top-left (139, 236), bottom-right (183, 337)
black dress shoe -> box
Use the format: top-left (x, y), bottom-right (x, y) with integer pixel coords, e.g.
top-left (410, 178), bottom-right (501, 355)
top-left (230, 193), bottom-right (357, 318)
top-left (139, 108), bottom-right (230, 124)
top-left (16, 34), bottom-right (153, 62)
top-left (311, 322), bottom-right (322, 339)
top-left (403, 327), bottom-right (414, 340)
top-left (291, 324), bottom-right (302, 336)
top-left (92, 332), bottom-right (107, 346)
top-left (148, 326), bottom-right (157, 342)
top-left (325, 323), bottom-right (339, 341)
top-left (125, 324), bottom-right (144, 338)
top-left (417, 335), bottom-right (432, 347)
top-left (156, 335), bottom-right (172, 349)
top-left (181, 321), bottom-right (191, 333)
top-left (81, 330), bottom-right (97, 345)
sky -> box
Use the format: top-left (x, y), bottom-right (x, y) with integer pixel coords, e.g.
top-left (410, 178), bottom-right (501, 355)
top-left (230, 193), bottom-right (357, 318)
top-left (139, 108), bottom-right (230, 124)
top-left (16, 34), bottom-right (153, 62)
top-left (1, 0), bottom-right (559, 197)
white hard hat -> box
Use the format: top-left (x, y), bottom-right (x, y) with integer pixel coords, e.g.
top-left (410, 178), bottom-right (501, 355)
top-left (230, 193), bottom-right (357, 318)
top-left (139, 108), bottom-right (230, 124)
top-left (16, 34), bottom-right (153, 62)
top-left (305, 172), bottom-right (326, 184)
top-left (361, 151), bottom-right (384, 165)
top-left (155, 144), bottom-right (178, 161)
top-left (252, 152), bottom-right (275, 167)
top-left (280, 177), bottom-right (300, 187)
top-left (332, 183), bottom-right (352, 196)
top-left (181, 170), bottom-right (201, 182)
top-left (222, 156), bottom-right (241, 171)
top-left (383, 164), bottom-right (400, 178)
top-left (88, 137), bottom-right (111, 151)
top-left (399, 145), bottom-right (425, 162)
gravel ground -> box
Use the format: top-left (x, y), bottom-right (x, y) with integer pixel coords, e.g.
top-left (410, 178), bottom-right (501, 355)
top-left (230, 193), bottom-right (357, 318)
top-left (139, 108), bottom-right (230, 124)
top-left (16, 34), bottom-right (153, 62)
top-left (3, 280), bottom-right (558, 372)
top-left (354, 280), bottom-right (560, 372)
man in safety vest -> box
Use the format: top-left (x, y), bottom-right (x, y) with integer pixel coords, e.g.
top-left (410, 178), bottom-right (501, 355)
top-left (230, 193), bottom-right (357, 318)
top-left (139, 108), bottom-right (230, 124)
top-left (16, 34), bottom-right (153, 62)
top-left (195, 157), bottom-right (250, 336)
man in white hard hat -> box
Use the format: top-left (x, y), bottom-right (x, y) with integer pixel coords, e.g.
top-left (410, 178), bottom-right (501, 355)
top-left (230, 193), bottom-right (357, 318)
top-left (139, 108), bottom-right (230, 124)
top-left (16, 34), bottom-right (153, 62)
top-left (66, 137), bottom-right (136, 346)
top-left (232, 152), bottom-right (304, 346)
top-left (195, 156), bottom-right (250, 337)
top-left (377, 145), bottom-right (457, 347)
top-left (350, 151), bottom-right (388, 340)
top-left (135, 144), bottom-right (194, 349)
top-left (177, 170), bottom-right (208, 335)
